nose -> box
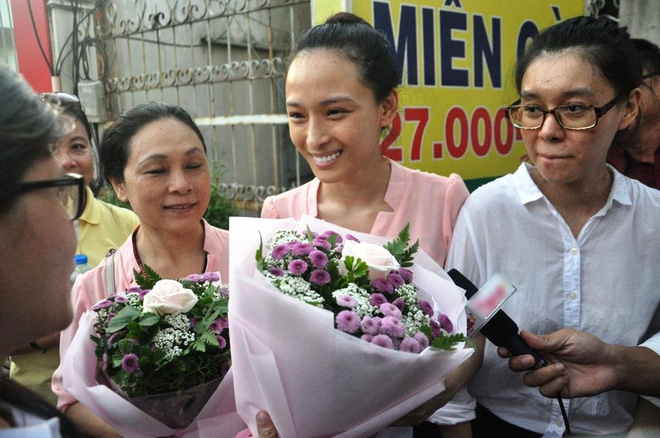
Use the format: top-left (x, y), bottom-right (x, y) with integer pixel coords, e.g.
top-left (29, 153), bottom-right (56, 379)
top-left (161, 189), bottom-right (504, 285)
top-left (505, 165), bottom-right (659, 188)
top-left (306, 117), bottom-right (330, 150)
top-left (54, 148), bottom-right (75, 170)
top-left (169, 169), bottom-right (193, 194)
top-left (538, 111), bottom-right (565, 142)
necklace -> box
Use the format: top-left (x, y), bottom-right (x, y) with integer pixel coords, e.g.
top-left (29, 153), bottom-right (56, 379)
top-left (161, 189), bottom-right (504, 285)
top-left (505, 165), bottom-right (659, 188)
top-left (131, 228), bottom-right (146, 277)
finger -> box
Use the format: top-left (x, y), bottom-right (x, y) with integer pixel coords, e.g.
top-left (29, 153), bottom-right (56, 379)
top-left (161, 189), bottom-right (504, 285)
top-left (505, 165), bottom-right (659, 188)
top-left (256, 410), bottom-right (278, 438)
top-left (497, 346), bottom-right (511, 358)
top-left (507, 354), bottom-right (536, 371)
top-left (538, 375), bottom-right (570, 398)
top-left (522, 362), bottom-right (566, 388)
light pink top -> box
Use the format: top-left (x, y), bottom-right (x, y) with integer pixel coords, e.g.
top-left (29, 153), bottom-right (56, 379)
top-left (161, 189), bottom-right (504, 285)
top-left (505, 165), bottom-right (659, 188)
top-left (53, 220), bottom-right (229, 410)
top-left (261, 160), bottom-right (469, 267)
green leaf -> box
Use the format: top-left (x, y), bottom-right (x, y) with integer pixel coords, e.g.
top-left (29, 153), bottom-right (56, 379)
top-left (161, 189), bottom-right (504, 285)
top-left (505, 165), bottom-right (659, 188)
top-left (118, 339), bottom-right (135, 353)
top-left (256, 233), bottom-right (264, 272)
top-left (305, 225), bottom-right (315, 242)
top-left (106, 305), bottom-right (140, 333)
top-left (139, 313), bottom-right (159, 327)
top-left (430, 333), bottom-right (468, 351)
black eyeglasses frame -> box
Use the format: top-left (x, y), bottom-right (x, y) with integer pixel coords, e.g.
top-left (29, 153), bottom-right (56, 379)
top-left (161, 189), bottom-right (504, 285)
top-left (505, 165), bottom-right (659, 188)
top-left (15, 173), bottom-right (85, 221)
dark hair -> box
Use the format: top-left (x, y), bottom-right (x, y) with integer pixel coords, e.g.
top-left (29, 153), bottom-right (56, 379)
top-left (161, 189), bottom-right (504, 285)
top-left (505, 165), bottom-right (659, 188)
top-left (515, 16), bottom-right (642, 99)
top-left (288, 12), bottom-right (398, 103)
top-left (633, 38), bottom-right (660, 75)
top-left (100, 102), bottom-right (206, 184)
top-left (0, 67), bottom-right (59, 214)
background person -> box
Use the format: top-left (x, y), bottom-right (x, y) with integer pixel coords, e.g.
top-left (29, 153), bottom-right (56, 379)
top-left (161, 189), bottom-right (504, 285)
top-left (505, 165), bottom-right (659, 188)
top-left (0, 64), bottom-right (85, 437)
top-left (9, 92), bottom-right (139, 406)
top-left (445, 16), bottom-right (660, 436)
top-left (607, 38), bottom-right (660, 189)
top-left (260, 12), bottom-right (484, 437)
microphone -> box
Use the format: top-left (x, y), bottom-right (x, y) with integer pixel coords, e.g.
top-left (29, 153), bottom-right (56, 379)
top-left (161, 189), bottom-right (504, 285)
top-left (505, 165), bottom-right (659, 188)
top-left (447, 268), bottom-right (547, 370)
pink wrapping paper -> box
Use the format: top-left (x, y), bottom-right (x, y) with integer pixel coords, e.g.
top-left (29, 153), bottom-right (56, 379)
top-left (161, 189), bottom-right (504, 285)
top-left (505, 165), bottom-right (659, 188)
top-left (61, 311), bottom-right (246, 438)
top-left (229, 216), bottom-right (474, 438)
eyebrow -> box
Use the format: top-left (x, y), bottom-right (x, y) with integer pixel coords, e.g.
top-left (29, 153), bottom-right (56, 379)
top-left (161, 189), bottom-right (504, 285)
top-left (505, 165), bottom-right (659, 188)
top-left (286, 96), bottom-right (356, 107)
top-left (69, 135), bottom-right (89, 143)
top-left (520, 88), bottom-right (596, 100)
top-left (137, 147), bottom-right (204, 167)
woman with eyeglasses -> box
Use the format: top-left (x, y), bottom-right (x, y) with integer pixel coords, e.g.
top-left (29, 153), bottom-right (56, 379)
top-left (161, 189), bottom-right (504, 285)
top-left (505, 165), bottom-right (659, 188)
top-left (50, 103), bottom-right (278, 437)
top-left (9, 93), bottom-right (139, 407)
top-left (0, 65), bottom-right (86, 436)
top-left (445, 16), bottom-right (660, 436)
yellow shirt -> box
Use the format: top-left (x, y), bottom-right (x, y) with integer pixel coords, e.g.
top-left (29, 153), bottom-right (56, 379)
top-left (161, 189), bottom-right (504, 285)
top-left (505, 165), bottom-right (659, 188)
top-left (10, 187), bottom-right (139, 404)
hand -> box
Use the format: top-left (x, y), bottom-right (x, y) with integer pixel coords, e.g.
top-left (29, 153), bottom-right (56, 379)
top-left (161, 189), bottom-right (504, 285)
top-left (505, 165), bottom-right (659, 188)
top-left (255, 410), bottom-right (278, 438)
top-left (497, 328), bottom-right (617, 398)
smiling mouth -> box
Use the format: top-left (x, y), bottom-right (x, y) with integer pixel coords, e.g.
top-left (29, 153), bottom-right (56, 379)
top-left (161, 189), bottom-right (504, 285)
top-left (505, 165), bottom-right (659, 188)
top-left (165, 203), bottom-right (196, 210)
top-left (312, 151), bottom-right (342, 164)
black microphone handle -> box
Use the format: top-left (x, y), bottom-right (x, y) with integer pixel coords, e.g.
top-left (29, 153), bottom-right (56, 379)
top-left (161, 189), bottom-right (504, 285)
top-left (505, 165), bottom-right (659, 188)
top-left (505, 333), bottom-right (548, 370)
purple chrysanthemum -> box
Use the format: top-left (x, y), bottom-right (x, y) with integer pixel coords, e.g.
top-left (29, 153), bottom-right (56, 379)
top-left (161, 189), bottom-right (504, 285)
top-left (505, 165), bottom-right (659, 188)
top-left (217, 335), bottom-right (227, 349)
top-left (336, 294), bottom-right (356, 308)
top-left (138, 290), bottom-right (150, 300)
top-left (387, 273), bottom-right (405, 289)
top-left (268, 267), bottom-right (285, 277)
top-left (372, 278), bottom-right (394, 294)
top-left (288, 259), bottom-right (308, 275)
top-left (420, 300), bottom-right (434, 317)
top-left (292, 242), bottom-right (314, 256)
top-left (101, 353), bottom-right (109, 372)
top-left (219, 286), bottom-right (230, 297)
top-left (345, 234), bottom-right (360, 243)
top-left (107, 331), bottom-right (121, 345)
top-left (371, 334), bottom-right (394, 349)
top-left (437, 314), bottom-right (454, 333)
top-left (414, 332), bottom-right (430, 350)
top-left (360, 315), bottom-right (380, 335)
top-left (217, 317), bottom-right (229, 329)
top-left (312, 237), bottom-right (331, 250)
top-left (209, 321), bottom-right (223, 334)
top-left (379, 302), bottom-right (402, 319)
top-left (309, 250), bottom-right (329, 269)
top-left (336, 310), bottom-right (360, 333)
top-left (271, 244), bottom-right (290, 260)
top-left (114, 295), bottom-right (127, 304)
top-left (126, 286), bottom-right (143, 293)
top-left (184, 274), bottom-right (203, 282)
top-left (399, 337), bottom-right (421, 353)
top-left (121, 353), bottom-right (139, 374)
top-left (429, 320), bottom-right (441, 337)
top-left (379, 316), bottom-right (406, 338)
top-left (369, 293), bottom-right (387, 307)
top-left (202, 272), bottom-right (220, 283)
top-left (321, 230), bottom-right (343, 244)
top-left (190, 317), bottom-right (198, 328)
top-left (361, 334), bottom-right (373, 342)
top-left (398, 268), bottom-right (413, 283)
top-left (392, 297), bottom-right (405, 311)
top-left (310, 269), bottom-right (331, 286)
top-left (91, 299), bottom-right (112, 310)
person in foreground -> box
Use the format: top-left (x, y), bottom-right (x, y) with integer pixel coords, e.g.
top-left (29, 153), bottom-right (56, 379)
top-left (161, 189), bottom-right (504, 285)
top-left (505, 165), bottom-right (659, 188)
top-left (261, 12), bottom-right (484, 437)
top-left (50, 103), bottom-right (277, 437)
top-left (9, 92), bottom-right (139, 406)
top-left (445, 16), bottom-right (660, 437)
top-left (0, 64), bottom-right (85, 436)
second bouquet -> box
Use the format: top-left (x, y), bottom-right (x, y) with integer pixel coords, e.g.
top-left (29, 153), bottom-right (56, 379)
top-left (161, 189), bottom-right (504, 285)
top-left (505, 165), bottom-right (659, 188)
top-left (229, 216), bottom-right (474, 437)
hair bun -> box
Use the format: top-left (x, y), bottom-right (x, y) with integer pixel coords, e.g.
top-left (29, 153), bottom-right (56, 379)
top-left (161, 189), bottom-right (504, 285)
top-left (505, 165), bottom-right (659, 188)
top-left (324, 12), bottom-right (370, 27)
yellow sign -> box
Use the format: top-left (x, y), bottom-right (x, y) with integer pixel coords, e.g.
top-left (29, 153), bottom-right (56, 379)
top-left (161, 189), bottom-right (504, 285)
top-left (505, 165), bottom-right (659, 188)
top-left (312, 0), bottom-right (584, 186)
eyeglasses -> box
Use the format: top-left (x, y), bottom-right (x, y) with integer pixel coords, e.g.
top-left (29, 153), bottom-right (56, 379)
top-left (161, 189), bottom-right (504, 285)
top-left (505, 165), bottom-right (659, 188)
top-left (41, 92), bottom-right (82, 110)
top-left (642, 72), bottom-right (659, 80)
top-left (16, 173), bottom-right (85, 220)
top-left (505, 94), bottom-right (623, 131)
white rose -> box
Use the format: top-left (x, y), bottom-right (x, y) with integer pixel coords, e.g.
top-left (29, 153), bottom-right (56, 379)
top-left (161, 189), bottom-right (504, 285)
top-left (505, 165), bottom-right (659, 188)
top-left (340, 240), bottom-right (400, 280)
top-left (142, 279), bottom-right (198, 316)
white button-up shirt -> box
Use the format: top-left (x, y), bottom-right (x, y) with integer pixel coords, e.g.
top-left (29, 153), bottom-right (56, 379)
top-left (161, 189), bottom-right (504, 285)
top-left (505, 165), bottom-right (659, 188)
top-left (447, 163), bottom-right (660, 436)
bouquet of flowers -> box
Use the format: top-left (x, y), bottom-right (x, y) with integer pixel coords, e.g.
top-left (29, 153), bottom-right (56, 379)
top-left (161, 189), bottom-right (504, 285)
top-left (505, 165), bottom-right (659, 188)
top-left (61, 268), bottom-right (245, 437)
top-left (229, 216), bottom-right (475, 438)
top-left (256, 225), bottom-right (466, 353)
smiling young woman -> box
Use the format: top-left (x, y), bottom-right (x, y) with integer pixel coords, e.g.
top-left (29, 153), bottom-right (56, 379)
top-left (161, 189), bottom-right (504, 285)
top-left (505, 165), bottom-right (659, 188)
top-left (261, 12), bottom-right (485, 438)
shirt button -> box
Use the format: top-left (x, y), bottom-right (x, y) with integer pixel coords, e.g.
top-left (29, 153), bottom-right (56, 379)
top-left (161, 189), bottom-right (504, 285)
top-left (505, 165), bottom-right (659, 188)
top-left (569, 291), bottom-right (578, 300)
top-left (570, 247), bottom-right (578, 255)
top-left (555, 419), bottom-right (563, 427)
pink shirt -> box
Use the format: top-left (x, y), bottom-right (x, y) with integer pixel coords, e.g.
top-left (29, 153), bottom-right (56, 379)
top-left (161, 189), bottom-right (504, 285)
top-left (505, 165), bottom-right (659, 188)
top-left (53, 220), bottom-right (229, 410)
top-left (261, 160), bottom-right (469, 267)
